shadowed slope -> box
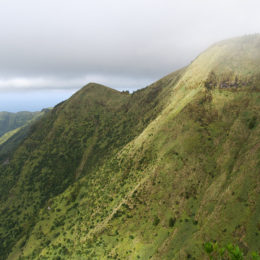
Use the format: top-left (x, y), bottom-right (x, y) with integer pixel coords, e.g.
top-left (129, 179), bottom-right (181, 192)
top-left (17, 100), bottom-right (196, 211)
top-left (0, 111), bottom-right (41, 137)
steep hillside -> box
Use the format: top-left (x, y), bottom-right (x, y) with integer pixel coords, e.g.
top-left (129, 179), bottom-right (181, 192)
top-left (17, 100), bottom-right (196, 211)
top-left (1, 35), bottom-right (260, 260)
top-left (0, 111), bottom-right (47, 161)
top-left (0, 111), bottom-right (41, 137)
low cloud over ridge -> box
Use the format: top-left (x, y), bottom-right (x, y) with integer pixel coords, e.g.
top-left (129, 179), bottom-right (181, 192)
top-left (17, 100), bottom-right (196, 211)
top-left (0, 0), bottom-right (260, 111)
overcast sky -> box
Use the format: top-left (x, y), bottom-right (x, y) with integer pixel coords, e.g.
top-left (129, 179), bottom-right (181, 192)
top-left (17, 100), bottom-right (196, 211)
top-left (0, 0), bottom-right (260, 111)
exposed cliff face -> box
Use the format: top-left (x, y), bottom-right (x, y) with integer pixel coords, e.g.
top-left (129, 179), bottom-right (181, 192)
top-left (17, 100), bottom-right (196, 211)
top-left (0, 35), bottom-right (260, 260)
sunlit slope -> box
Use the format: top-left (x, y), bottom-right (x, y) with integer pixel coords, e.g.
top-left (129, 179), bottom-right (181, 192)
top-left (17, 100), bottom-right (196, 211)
top-left (1, 35), bottom-right (260, 259)
top-left (172, 34), bottom-right (260, 93)
top-left (73, 89), bottom-right (259, 259)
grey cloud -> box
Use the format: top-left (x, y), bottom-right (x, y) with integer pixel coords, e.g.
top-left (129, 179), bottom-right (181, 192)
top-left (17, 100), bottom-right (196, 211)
top-left (0, 74), bottom-right (153, 92)
top-left (0, 0), bottom-right (259, 91)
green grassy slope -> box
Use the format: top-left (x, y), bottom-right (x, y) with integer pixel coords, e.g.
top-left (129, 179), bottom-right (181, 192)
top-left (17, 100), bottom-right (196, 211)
top-left (1, 35), bottom-right (260, 260)
top-left (0, 111), bottom-right (46, 161)
top-left (0, 111), bottom-right (41, 137)
top-left (0, 127), bottom-right (22, 146)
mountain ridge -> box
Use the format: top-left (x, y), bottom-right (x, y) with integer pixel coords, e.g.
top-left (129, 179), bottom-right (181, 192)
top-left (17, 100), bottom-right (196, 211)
top-left (0, 35), bottom-right (260, 259)
top-left (0, 111), bottom-right (41, 137)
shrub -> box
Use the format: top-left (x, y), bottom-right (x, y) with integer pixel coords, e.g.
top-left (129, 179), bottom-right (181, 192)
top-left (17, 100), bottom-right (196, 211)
top-left (248, 115), bottom-right (257, 129)
top-left (169, 217), bottom-right (176, 227)
top-left (203, 241), bottom-right (250, 260)
top-left (153, 216), bottom-right (160, 226)
top-left (193, 220), bottom-right (198, 225)
top-left (203, 242), bottom-right (214, 255)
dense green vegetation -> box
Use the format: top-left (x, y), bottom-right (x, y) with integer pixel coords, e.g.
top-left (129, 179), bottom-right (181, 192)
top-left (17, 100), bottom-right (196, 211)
top-left (0, 111), bottom-right (41, 137)
top-left (0, 35), bottom-right (260, 259)
top-left (0, 110), bottom-right (47, 161)
top-left (203, 241), bottom-right (260, 260)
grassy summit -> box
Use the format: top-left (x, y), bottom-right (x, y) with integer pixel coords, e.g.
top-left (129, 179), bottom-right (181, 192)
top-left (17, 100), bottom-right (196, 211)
top-left (0, 35), bottom-right (260, 259)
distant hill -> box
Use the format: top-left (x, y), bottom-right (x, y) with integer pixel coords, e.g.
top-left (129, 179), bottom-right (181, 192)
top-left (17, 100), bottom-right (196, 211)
top-left (0, 35), bottom-right (260, 260)
top-left (0, 111), bottom-right (40, 137)
top-left (0, 110), bottom-right (49, 161)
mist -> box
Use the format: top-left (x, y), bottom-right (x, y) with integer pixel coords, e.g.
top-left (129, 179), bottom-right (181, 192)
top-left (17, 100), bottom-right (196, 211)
top-left (0, 0), bottom-right (260, 111)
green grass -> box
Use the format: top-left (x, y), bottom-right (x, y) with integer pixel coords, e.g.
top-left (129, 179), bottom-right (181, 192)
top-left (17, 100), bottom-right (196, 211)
top-left (0, 111), bottom-right (42, 137)
top-left (0, 127), bottom-right (21, 145)
top-left (0, 110), bottom-right (46, 160)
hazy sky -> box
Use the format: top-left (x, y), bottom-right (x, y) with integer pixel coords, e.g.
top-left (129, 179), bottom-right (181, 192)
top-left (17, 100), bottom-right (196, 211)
top-left (0, 0), bottom-right (260, 111)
